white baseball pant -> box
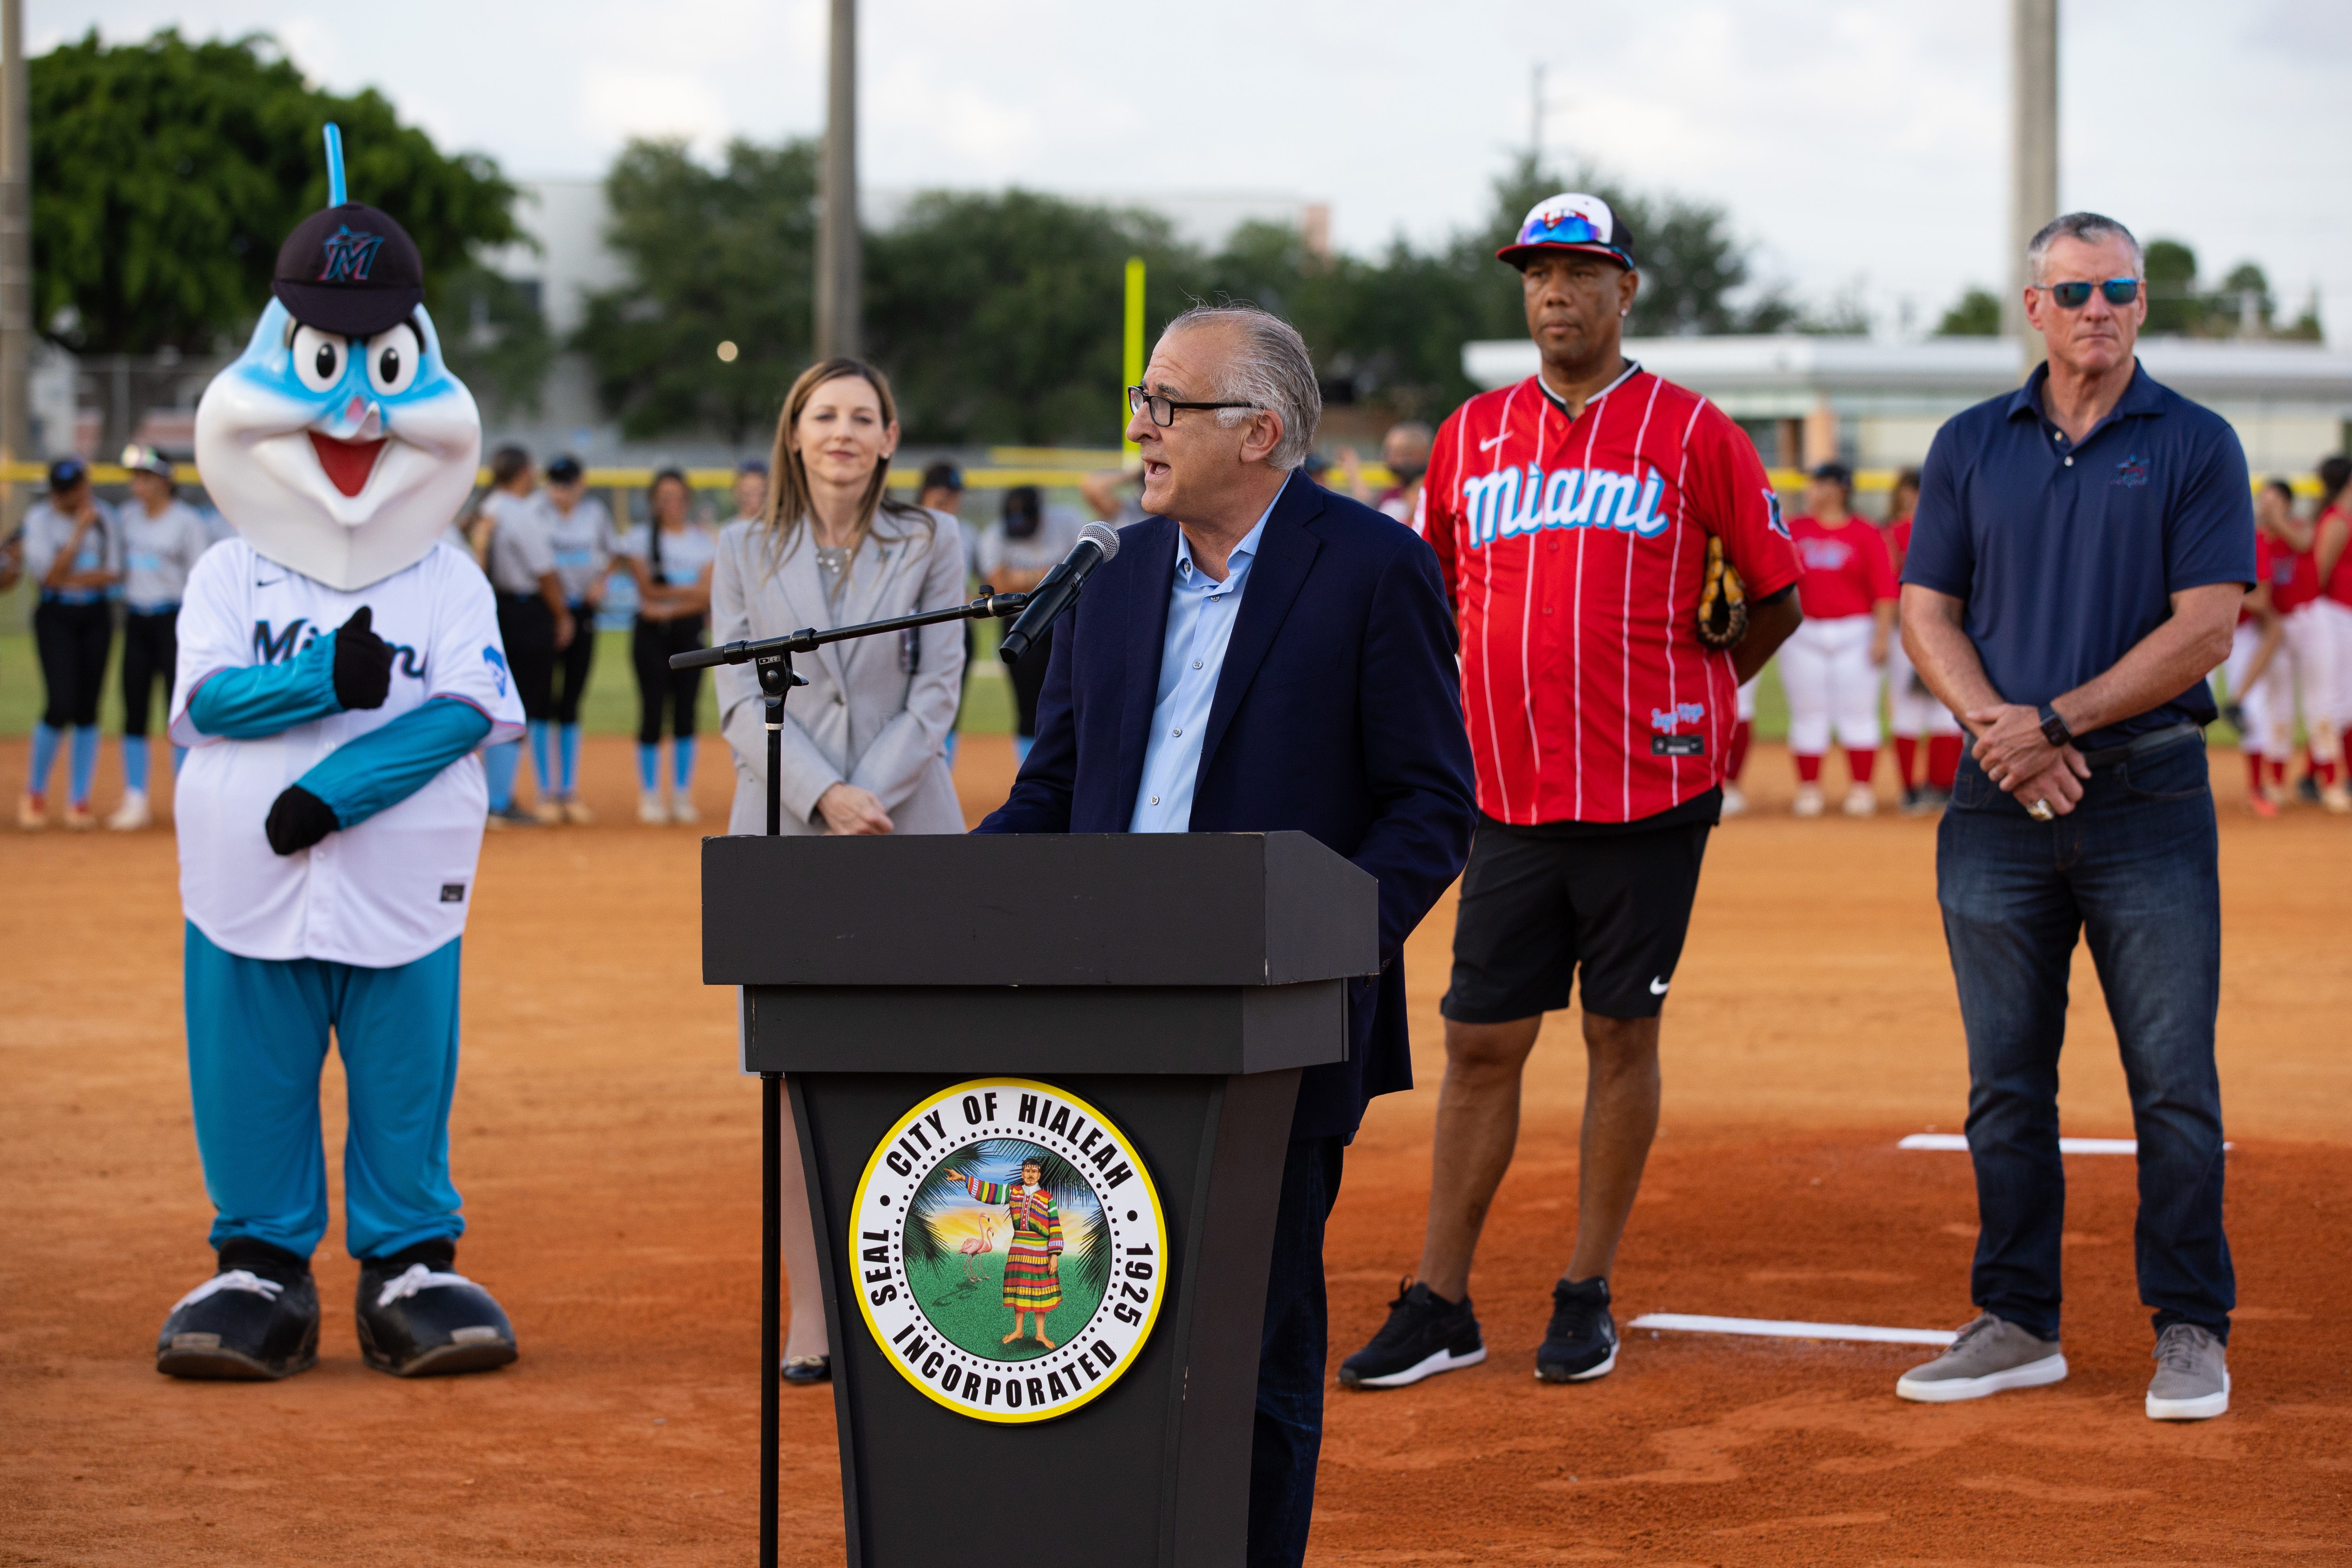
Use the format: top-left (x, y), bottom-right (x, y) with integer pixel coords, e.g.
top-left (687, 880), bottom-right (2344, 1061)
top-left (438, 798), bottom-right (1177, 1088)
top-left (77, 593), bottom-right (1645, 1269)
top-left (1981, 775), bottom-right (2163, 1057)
top-left (1781, 613), bottom-right (1883, 754)
top-left (2219, 621), bottom-right (2271, 756)
top-left (1886, 631), bottom-right (1961, 739)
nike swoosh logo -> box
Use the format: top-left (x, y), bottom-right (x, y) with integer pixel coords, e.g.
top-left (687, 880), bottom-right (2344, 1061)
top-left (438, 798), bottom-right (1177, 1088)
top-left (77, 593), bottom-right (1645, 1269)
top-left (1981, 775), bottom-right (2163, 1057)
top-left (256, 577), bottom-right (283, 586)
top-left (1478, 433), bottom-right (1510, 452)
top-left (1649, 977), bottom-right (1670, 995)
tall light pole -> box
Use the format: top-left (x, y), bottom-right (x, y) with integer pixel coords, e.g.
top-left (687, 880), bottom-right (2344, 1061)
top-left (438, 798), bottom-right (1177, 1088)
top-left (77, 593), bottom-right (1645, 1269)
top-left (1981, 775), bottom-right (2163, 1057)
top-left (2007, 0), bottom-right (2058, 369)
top-left (1, 0), bottom-right (32, 512)
top-left (814, 0), bottom-right (860, 361)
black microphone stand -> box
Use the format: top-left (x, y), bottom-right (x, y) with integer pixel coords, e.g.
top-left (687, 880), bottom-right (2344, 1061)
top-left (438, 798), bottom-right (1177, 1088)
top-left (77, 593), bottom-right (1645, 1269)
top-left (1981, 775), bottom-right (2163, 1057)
top-left (668, 587), bottom-right (1029, 1568)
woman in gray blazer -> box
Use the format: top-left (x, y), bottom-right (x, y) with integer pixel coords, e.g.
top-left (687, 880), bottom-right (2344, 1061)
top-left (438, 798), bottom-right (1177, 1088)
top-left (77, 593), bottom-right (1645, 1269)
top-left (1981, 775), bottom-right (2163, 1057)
top-left (710, 356), bottom-right (967, 1383)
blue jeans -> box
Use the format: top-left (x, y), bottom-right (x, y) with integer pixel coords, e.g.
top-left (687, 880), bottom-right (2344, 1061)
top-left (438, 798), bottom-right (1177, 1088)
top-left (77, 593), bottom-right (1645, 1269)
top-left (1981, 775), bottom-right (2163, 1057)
top-left (1248, 1135), bottom-right (1344, 1568)
top-left (1936, 737), bottom-right (2232, 1344)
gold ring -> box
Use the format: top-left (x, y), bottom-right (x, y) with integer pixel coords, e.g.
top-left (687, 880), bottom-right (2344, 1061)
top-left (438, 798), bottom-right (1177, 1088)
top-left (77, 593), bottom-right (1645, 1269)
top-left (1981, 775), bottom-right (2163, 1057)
top-left (2027, 800), bottom-right (2054, 822)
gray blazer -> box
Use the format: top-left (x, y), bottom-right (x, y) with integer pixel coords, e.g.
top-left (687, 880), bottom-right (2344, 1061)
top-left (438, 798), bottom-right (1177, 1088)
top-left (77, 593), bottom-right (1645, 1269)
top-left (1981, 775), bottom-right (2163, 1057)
top-left (711, 508), bottom-right (968, 837)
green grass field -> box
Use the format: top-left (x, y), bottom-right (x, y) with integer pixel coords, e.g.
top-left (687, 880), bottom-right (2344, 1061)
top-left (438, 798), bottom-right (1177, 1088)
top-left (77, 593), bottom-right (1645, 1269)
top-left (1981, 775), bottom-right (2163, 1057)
top-left (905, 1252), bottom-right (1107, 1366)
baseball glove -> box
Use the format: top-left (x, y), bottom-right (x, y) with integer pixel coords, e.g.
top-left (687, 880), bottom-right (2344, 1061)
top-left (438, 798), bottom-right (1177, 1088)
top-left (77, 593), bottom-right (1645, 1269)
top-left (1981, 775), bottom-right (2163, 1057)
top-left (1696, 534), bottom-right (1748, 650)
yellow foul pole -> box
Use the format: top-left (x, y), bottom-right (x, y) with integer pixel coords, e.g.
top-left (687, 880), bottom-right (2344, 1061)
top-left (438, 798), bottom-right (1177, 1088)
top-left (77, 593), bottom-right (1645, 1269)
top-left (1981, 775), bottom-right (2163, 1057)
top-left (1121, 256), bottom-right (1146, 459)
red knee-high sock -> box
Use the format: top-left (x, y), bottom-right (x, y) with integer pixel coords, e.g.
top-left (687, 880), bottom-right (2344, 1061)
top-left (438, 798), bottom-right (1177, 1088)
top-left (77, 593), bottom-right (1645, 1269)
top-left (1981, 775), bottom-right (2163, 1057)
top-left (2245, 751), bottom-right (2265, 792)
top-left (1794, 752), bottom-right (1823, 783)
top-left (1894, 735), bottom-right (1919, 787)
top-left (1928, 735), bottom-right (1963, 790)
top-left (2268, 756), bottom-right (2288, 789)
top-left (1727, 720), bottom-right (1752, 781)
top-left (1846, 747), bottom-right (1878, 784)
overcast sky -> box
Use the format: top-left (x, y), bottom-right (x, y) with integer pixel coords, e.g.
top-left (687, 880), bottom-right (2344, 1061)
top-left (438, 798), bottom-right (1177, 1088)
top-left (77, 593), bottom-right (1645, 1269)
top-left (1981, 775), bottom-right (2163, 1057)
top-left (36, 0), bottom-right (2352, 343)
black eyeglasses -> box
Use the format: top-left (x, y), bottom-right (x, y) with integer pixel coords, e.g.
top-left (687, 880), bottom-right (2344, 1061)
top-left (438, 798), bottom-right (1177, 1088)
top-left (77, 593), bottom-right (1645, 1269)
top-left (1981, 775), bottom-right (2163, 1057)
top-left (2036, 278), bottom-right (2141, 309)
top-left (1126, 385), bottom-right (1258, 427)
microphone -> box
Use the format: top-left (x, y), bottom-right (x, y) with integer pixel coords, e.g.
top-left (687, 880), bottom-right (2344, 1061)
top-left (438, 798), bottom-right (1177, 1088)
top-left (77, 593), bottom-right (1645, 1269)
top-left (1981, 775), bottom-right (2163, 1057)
top-left (999, 521), bottom-right (1121, 665)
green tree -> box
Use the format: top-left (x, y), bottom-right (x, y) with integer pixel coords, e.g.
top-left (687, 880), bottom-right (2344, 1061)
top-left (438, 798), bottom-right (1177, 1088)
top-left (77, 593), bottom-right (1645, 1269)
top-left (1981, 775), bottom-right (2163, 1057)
top-left (436, 266), bottom-right (554, 417)
top-left (1935, 287), bottom-right (2003, 336)
top-left (864, 189), bottom-right (1204, 447)
top-left (30, 28), bottom-right (522, 357)
top-left (2143, 238), bottom-right (2204, 334)
top-left (574, 137), bottom-right (820, 443)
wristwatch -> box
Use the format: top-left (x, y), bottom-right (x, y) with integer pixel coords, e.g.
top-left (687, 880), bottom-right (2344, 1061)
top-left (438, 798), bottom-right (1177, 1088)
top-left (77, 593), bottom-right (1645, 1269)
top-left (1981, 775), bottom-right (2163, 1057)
top-left (2037, 703), bottom-right (2074, 751)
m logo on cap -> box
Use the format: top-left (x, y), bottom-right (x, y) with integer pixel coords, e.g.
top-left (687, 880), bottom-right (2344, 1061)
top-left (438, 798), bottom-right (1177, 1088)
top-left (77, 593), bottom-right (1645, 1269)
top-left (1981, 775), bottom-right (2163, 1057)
top-left (318, 225), bottom-right (387, 285)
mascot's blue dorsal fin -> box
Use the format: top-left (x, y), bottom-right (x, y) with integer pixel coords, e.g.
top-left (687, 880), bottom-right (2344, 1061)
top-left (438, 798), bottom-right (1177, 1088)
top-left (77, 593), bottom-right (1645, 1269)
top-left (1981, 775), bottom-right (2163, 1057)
top-left (323, 123), bottom-right (347, 207)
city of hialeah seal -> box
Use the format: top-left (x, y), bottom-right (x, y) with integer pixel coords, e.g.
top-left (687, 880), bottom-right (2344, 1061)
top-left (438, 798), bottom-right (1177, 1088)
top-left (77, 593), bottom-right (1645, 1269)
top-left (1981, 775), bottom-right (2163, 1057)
top-left (849, 1078), bottom-right (1168, 1423)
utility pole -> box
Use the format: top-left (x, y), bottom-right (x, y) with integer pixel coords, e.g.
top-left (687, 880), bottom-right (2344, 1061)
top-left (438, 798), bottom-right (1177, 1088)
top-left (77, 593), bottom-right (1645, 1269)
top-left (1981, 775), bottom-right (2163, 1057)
top-left (2006, 0), bottom-right (2058, 369)
top-left (814, 0), bottom-right (860, 361)
top-left (1, 0), bottom-right (32, 517)
top-left (1529, 63), bottom-right (1544, 166)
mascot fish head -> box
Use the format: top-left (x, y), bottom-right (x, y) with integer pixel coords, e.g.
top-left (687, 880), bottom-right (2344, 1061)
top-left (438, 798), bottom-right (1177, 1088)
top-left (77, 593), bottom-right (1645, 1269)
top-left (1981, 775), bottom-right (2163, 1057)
top-left (195, 125), bottom-right (481, 592)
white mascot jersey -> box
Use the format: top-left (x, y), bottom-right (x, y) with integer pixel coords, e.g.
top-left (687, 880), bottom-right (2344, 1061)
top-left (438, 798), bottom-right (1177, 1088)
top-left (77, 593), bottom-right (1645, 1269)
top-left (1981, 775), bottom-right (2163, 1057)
top-left (175, 179), bottom-right (521, 968)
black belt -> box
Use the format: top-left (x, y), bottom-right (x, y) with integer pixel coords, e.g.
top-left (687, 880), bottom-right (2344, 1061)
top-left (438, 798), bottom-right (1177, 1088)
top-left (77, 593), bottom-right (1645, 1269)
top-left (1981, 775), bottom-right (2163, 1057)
top-left (2080, 722), bottom-right (2202, 769)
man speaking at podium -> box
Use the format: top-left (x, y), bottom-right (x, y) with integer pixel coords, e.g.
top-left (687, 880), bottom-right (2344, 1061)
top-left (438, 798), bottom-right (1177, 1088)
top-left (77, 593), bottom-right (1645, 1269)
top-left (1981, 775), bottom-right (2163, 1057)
top-left (977, 304), bottom-right (1476, 1566)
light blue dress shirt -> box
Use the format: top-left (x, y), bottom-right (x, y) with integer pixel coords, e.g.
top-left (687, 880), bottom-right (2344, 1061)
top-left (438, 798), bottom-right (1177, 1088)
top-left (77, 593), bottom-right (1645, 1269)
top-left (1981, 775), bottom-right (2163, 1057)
top-left (1127, 498), bottom-right (1277, 833)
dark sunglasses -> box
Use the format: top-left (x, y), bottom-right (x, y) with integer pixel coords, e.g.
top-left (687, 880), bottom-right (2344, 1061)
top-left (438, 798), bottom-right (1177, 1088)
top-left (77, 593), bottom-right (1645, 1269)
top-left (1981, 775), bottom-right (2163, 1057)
top-left (2038, 278), bottom-right (2141, 309)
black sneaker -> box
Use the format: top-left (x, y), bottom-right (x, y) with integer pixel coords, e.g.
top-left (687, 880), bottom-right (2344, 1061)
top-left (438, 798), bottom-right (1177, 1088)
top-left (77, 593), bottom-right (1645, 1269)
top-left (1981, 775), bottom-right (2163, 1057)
top-left (1905, 784), bottom-right (1951, 817)
top-left (155, 1238), bottom-right (320, 1381)
top-left (1535, 1276), bottom-right (1618, 1383)
top-left (1900, 784), bottom-right (1921, 812)
top-left (355, 1240), bottom-right (519, 1377)
top-left (1337, 1279), bottom-right (1486, 1389)
top-left (2297, 775), bottom-right (2322, 805)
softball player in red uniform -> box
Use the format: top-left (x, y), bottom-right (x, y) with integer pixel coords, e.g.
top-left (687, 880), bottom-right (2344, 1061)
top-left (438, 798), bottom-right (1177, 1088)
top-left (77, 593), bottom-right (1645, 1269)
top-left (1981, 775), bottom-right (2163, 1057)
top-left (1345, 193), bottom-right (1802, 1390)
top-left (2312, 457), bottom-right (2352, 810)
top-left (1782, 463), bottom-right (1897, 817)
top-left (1882, 467), bottom-right (1964, 811)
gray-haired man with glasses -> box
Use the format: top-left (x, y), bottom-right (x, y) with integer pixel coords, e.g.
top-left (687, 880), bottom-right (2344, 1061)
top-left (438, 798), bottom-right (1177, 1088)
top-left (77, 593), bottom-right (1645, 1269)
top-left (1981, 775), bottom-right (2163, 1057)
top-left (1895, 213), bottom-right (2254, 1421)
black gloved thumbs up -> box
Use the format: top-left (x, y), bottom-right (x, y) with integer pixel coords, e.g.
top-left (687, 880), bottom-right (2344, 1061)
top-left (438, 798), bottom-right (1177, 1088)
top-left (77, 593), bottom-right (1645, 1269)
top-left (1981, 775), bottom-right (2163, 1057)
top-left (332, 606), bottom-right (394, 710)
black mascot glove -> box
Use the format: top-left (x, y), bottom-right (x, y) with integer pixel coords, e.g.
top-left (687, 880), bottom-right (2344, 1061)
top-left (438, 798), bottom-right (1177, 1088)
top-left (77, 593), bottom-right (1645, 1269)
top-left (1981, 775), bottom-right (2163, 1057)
top-left (265, 785), bottom-right (340, 856)
top-left (332, 605), bottom-right (394, 711)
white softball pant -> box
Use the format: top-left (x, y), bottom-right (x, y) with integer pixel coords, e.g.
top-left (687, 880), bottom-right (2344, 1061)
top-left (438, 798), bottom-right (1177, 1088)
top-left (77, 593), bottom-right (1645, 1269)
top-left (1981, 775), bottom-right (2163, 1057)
top-left (1886, 631), bottom-right (1961, 738)
top-left (2280, 604), bottom-right (2344, 764)
top-left (1781, 613), bottom-right (1883, 754)
top-left (2219, 622), bottom-right (2271, 756)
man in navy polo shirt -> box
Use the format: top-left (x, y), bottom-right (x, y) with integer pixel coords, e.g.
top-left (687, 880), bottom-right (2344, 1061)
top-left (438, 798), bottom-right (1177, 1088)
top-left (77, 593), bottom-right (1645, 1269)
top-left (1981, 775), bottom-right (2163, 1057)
top-left (1894, 212), bottom-right (2253, 1423)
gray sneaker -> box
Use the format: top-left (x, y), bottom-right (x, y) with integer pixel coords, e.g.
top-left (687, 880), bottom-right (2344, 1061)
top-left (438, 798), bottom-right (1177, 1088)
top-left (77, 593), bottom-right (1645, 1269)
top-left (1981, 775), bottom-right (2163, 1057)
top-left (1895, 1313), bottom-right (2067, 1403)
top-left (2146, 1323), bottom-right (2229, 1420)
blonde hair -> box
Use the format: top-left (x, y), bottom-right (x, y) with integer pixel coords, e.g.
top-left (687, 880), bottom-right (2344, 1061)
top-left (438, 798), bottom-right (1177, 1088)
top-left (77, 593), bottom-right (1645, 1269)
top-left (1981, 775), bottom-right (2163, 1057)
top-left (761, 357), bottom-right (930, 572)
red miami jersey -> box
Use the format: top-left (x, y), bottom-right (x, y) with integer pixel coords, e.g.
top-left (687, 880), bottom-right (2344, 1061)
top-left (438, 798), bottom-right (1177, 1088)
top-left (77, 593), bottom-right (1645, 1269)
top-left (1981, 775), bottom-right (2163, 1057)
top-left (1789, 515), bottom-right (1896, 620)
top-left (2269, 533), bottom-right (2320, 614)
top-left (2323, 505), bottom-right (2352, 607)
top-left (1420, 365), bottom-right (1802, 825)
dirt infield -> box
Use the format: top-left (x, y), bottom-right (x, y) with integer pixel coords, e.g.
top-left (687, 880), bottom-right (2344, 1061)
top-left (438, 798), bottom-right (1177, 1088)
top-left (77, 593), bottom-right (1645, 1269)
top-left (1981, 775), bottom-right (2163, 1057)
top-left (3, 735), bottom-right (2347, 1565)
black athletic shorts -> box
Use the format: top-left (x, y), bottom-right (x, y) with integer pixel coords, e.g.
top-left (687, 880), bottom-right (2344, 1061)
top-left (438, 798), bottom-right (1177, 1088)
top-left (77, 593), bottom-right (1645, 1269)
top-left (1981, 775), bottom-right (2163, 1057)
top-left (1441, 805), bottom-right (1715, 1024)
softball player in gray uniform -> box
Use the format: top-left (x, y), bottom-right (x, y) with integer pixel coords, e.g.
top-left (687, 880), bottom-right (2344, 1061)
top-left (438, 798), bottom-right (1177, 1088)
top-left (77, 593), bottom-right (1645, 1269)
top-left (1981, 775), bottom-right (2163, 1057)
top-left (111, 445), bottom-right (216, 830)
top-left (539, 455), bottom-right (614, 821)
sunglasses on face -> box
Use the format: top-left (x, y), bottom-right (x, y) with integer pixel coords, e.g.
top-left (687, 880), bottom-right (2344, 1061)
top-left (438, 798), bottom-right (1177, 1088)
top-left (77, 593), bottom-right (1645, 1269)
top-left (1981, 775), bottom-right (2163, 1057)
top-left (2037, 278), bottom-right (2141, 309)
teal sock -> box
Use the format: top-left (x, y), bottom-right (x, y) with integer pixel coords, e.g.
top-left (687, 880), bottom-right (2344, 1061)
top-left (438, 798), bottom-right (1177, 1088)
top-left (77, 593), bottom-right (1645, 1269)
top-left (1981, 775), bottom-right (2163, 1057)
top-left (671, 738), bottom-right (695, 793)
top-left (122, 735), bottom-right (151, 793)
top-left (29, 722), bottom-right (63, 796)
top-left (637, 743), bottom-right (660, 793)
top-left (68, 726), bottom-right (101, 806)
top-left (528, 720), bottom-right (553, 798)
top-left (559, 724), bottom-right (582, 796)
top-left (485, 740), bottom-right (521, 811)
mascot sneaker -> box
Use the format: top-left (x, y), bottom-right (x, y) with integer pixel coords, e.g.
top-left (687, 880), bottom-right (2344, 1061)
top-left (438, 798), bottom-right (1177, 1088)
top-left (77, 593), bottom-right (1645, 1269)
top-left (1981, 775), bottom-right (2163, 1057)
top-left (1338, 1279), bottom-right (1486, 1389)
top-left (2146, 1323), bottom-right (2229, 1420)
top-left (356, 1242), bottom-right (518, 1377)
top-left (1896, 1313), bottom-right (2066, 1402)
top-left (1536, 1276), bottom-right (1618, 1383)
top-left (155, 1239), bottom-right (320, 1381)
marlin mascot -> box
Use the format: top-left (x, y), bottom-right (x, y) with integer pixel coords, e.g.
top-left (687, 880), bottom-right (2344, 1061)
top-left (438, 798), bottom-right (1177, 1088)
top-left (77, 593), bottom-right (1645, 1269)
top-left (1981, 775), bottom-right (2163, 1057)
top-left (155, 127), bottom-right (526, 1379)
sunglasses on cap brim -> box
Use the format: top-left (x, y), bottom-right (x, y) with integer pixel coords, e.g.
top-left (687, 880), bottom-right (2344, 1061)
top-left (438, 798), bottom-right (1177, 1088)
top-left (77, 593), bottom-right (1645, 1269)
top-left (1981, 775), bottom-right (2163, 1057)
top-left (2037, 278), bottom-right (2140, 309)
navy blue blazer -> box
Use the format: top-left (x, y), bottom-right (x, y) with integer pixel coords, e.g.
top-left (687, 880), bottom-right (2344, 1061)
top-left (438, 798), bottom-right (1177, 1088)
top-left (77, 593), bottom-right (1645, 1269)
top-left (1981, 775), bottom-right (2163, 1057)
top-left (975, 471), bottom-right (1476, 1141)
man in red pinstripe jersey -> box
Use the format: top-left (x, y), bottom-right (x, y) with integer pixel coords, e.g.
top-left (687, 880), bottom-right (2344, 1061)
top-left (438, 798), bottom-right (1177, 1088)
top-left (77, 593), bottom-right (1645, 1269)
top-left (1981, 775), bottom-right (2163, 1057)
top-left (1341, 194), bottom-right (1803, 1391)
